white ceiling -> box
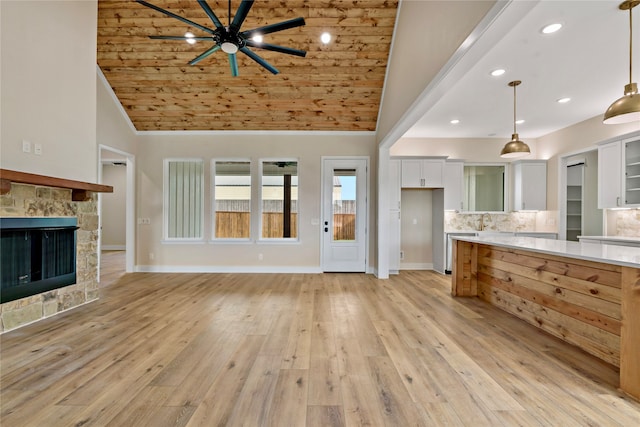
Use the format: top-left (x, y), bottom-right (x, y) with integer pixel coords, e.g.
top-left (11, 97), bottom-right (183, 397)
top-left (403, 0), bottom-right (639, 140)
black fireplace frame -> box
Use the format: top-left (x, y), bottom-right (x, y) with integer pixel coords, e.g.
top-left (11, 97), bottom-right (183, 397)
top-left (1, 217), bottom-right (79, 304)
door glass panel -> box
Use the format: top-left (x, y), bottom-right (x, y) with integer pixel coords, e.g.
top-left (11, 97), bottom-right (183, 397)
top-left (333, 169), bottom-right (356, 241)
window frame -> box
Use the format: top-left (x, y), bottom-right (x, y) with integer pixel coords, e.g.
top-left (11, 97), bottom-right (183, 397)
top-left (163, 158), bottom-right (205, 242)
top-left (211, 158), bottom-right (253, 242)
top-left (258, 158), bottom-right (300, 242)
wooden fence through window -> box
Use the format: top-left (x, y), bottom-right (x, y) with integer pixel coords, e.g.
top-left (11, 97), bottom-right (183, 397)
top-left (215, 212), bottom-right (356, 240)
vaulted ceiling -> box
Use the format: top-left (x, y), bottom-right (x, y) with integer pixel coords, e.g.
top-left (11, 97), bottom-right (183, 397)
top-left (97, 0), bottom-right (399, 132)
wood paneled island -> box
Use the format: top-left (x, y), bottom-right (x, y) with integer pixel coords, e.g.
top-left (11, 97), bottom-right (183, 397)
top-left (451, 235), bottom-right (640, 401)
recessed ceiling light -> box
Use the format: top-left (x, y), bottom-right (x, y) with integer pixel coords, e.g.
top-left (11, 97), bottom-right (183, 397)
top-left (515, 119), bottom-right (525, 125)
top-left (321, 32), bottom-right (331, 44)
top-left (450, 119), bottom-right (460, 124)
top-left (252, 34), bottom-right (263, 43)
top-left (185, 32), bottom-right (196, 44)
top-left (557, 97), bottom-right (571, 104)
top-left (541, 23), bottom-right (562, 34)
top-left (490, 69), bottom-right (506, 77)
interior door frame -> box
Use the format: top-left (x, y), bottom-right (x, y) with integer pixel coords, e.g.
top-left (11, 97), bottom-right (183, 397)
top-left (98, 144), bottom-right (136, 275)
top-left (320, 156), bottom-right (370, 273)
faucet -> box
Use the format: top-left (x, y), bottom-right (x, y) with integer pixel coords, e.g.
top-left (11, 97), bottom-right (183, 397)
top-left (480, 213), bottom-right (491, 231)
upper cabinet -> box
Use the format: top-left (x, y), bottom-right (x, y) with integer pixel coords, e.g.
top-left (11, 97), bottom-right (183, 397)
top-left (513, 160), bottom-right (547, 211)
top-left (598, 140), bottom-right (622, 208)
top-left (598, 136), bottom-right (640, 208)
top-left (444, 160), bottom-right (464, 211)
top-left (401, 158), bottom-right (445, 188)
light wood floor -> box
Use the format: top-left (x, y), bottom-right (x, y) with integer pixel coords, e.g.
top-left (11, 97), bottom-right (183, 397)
top-left (2, 253), bottom-right (640, 426)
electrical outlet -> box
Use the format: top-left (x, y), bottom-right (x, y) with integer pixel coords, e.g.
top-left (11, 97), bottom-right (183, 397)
top-left (22, 140), bottom-right (31, 153)
top-left (258, 253), bottom-right (263, 261)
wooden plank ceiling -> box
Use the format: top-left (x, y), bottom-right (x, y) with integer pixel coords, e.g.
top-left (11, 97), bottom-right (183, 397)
top-left (97, 0), bottom-right (399, 131)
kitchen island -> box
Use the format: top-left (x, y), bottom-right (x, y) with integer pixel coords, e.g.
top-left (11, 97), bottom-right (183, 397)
top-left (451, 235), bottom-right (640, 401)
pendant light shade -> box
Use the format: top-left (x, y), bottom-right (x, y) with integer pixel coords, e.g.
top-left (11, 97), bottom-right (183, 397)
top-left (500, 80), bottom-right (530, 158)
top-left (604, 0), bottom-right (640, 124)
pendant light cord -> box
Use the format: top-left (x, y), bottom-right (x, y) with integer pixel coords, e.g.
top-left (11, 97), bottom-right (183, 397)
top-left (513, 83), bottom-right (517, 135)
top-left (630, 5), bottom-right (634, 85)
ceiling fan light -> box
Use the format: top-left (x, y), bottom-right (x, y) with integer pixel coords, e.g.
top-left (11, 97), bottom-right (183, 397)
top-left (500, 134), bottom-right (531, 158)
top-left (221, 41), bottom-right (238, 54)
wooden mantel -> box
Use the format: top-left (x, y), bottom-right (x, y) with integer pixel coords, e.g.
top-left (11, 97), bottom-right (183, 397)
top-left (0, 169), bottom-right (113, 201)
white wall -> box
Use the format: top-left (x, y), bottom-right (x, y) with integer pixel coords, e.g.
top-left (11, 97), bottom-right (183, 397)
top-left (400, 189), bottom-right (433, 269)
top-left (101, 164), bottom-right (127, 249)
top-left (0, 1), bottom-right (98, 182)
top-left (134, 133), bottom-right (377, 271)
top-left (97, 70), bottom-right (137, 155)
top-left (376, 1), bottom-right (494, 144)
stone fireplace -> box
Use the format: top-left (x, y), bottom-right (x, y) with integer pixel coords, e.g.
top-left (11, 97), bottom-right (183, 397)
top-left (0, 181), bottom-right (101, 332)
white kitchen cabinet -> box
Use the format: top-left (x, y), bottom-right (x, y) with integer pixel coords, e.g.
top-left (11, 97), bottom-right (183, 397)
top-left (444, 160), bottom-right (464, 211)
top-left (401, 158), bottom-right (445, 188)
top-left (597, 140), bottom-right (622, 208)
top-left (624, 139), bottom-right (640, 206)
top-left (513, 160), bottom-right (547, 211)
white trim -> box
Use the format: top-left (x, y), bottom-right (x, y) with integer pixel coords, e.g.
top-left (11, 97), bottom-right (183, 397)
top-left (135, 265), bottom-right (323, 274)
top-left (98, 144), bottom-right (136, 274)
top-left (102, 245), bottom-right (126, 251)
top-left (320, 156), bottom-right (370, 272)
top-left (96, 66), bottom-right (137, 134)
top-left (139, 130), bottom-right (375, 137)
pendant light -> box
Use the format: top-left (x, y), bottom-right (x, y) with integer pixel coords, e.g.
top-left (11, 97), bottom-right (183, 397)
top-left (604, 0), bottom-right (640, 124)
top-left (500, 80), bottom-right (531, 158)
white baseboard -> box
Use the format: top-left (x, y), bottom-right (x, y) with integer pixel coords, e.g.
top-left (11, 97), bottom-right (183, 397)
top-left (102, 245), bottom-right (126, 251)
top-left (400, 263), bottom-right (434, 270)
top-left (135, 265), bottom-right (324, 274)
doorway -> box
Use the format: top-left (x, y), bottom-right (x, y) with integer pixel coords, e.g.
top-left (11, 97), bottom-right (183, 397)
top-left (98, 145), bottom-right (135, 277)
top-left (321, 158), bottom-right (368, 272)
top-left (559, 148), bottom-right (602, 240)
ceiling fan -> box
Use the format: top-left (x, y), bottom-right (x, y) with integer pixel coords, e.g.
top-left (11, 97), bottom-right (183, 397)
top-left (135, 0), bottom-right (306, 76)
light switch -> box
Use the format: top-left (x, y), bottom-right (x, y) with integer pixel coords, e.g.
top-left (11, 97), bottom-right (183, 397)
top-left (34, 144), bottom-right (42, 155)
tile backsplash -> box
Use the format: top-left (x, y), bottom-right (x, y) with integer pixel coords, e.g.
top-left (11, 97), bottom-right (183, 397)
top-left (445, 211), bottom-right (557, 232)
top-left (610, 209), bottom-right (640, 237)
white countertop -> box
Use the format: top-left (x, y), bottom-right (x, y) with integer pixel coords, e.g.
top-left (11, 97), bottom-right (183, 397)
top-left (452, 235), bottom-right (640, 268)
top-left (578, 236), bottom-right (640, 243)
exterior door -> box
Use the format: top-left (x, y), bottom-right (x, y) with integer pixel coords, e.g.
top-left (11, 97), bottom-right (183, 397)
top-left (322, 158), bottom-right (367, 272)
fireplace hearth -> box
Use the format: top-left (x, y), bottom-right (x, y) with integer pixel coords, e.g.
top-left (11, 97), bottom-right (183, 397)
top-left (1, 217), bottom-right (78, 304)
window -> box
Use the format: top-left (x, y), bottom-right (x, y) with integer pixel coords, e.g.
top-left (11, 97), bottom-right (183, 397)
top-left (165, 159), bottom-right (204, 239)
top-left (261, 160), bottom-right (298, 239)
top-left (463, 164), bottom-right (506, 212)
top-left (213, 160), bottom-right (251, 239)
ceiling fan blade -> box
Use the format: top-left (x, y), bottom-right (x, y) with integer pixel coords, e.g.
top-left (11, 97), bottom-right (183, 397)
top-left (136, 0), bottom-right (215, 35)
top-left (245, 40), bottom-right (306, 57)
top-left (240, 47), bottom-right (279, 75)
top-left (150, 35), bottom-right (212, 41)
top-left (197, 0), bottom-right (224, 29)
top-left (242, 17), bottom-right (305, 38)
top-left (230, 0), bottom-right (255, 33)
top-left (229, 54), bottom-right (239, 77)
top-left (189, 45), bottom-right (222, 65)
